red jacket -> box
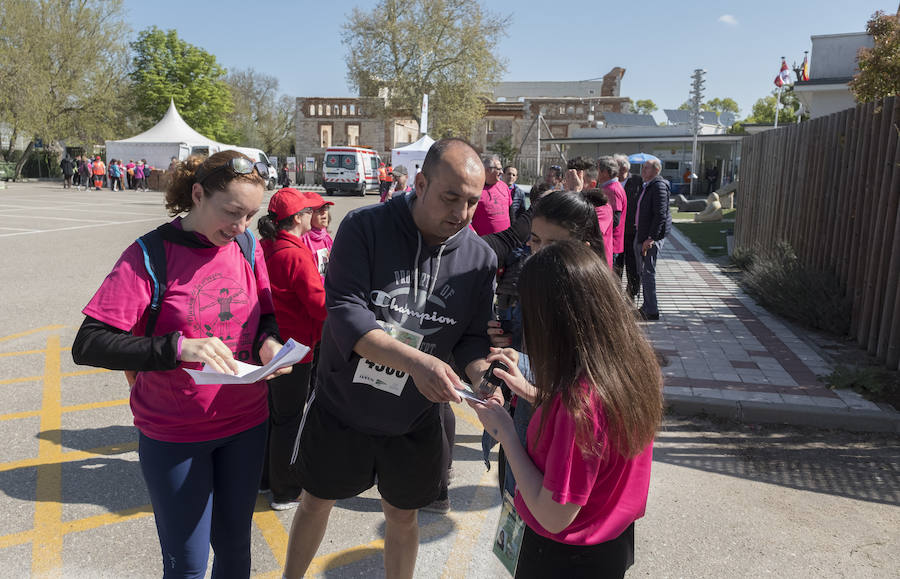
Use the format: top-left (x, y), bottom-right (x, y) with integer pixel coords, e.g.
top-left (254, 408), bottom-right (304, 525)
top-left (261, 230), bottom-right (327, 363)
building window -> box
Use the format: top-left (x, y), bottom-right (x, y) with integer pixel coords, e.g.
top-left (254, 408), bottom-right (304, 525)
top-left (347, 124), bottom-right (360, 146)
top-left (325, 104), bottom-right (331, 116)
top-left (350, 104), bottom-right (356, 115)
top-left (320, 124), bottom-right (332, 148)
top-left (576, 106), bottom-right (584, 115)
top-left (318, 104), bottom-right (324, 116)
top-left (342, 105), bottom-right (348, 116)
top-left (487, 120), bottom-right (496, 133)
top-left (559, 105), bottom-right (565, 115)
top-left (358, 107), bottom-right (364, 116)
top-left (333, 105), bottom-right (339, 116)
top-left (566, 105), bottom-right (575, 115)
top-left (309, 104), bottom-right (315, 117)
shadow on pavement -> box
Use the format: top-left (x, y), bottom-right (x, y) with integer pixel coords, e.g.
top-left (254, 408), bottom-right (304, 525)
top-left (654, 417), bottom-right (900, 506)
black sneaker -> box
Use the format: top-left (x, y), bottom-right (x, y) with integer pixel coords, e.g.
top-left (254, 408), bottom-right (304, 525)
top-left (636, 309), bottom-right (660, 321)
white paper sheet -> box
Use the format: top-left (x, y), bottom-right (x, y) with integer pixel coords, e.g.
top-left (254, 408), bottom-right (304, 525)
top-left (183, 339), bottom-right (310, 385)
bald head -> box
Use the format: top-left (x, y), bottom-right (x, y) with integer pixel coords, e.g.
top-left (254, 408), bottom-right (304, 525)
top-left (421, 138), bottom-right (484, 183)
top-left (413, 138), bottom-right (485, 244)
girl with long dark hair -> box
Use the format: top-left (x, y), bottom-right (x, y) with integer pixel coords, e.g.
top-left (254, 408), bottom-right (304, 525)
top-left (471, 240), bottom-right (663, 578)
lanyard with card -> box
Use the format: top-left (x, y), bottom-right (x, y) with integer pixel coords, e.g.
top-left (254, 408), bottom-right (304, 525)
top-left (493, 490), bottom-right (525, 574)
top-left (352, 321), bottom-right (424, 396)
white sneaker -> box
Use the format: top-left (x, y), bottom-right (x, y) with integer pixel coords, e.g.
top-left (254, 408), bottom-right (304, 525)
top-left (270, 497), bottom-right (301, 511)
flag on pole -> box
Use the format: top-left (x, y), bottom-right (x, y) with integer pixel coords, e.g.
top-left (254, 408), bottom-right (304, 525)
top-left (774, 58), bottom-right (791, 87)
top-left (801, 54), bottom-right (809, 81)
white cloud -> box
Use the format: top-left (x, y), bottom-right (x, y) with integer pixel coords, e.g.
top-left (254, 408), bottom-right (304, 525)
top-left (718, 14), bottom-right (739, 26)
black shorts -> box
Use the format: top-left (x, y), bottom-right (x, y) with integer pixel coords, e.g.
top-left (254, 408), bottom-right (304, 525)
top-left (295, 396), bottom-right (443, 510)
top-left (515, 523), bottom-right (635, 579)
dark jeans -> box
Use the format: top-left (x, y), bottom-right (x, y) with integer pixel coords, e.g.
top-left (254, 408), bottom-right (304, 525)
top-left (138, 421), bottom-right (267, 579)
top-left (261, 362), bottom-right (312, 501)
top-left (615, 231), bottom-right (640, 298)
top-left (516, 523), bottom-right (635, 579)
top-left (635, 238), bottom-right (665, 316)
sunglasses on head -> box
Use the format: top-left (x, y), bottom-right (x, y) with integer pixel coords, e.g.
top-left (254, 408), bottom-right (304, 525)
top-left (195, 156), bottom-right (269, 184)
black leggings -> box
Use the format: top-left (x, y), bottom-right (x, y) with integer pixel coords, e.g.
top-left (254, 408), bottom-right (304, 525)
top-left (515, 523), bottom-right (635, 579)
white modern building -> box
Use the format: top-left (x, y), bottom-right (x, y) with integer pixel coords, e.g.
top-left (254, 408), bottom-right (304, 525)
top-left (793, 32), bottom-right (874, 119)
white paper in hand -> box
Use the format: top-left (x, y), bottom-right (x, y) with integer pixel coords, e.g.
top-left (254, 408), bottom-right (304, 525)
top-left (183, 339), bottom-right (310, 385)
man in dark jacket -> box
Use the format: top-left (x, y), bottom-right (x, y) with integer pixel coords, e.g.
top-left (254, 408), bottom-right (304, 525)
top-left (284, 138), bottom-right (496, 579)
top-left (615, 154), bottom-right (643, 299)
top-left (60, 155), bottom-right (75, 189)
top-left (634, 158), bottom-right (672, 320)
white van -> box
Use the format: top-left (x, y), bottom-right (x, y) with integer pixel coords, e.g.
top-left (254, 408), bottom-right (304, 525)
top-left (322, 146), bottom-right (382, 196)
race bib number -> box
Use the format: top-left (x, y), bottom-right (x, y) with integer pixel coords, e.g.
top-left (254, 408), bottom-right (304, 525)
top-left (352, 322), bottom-right (423, 396)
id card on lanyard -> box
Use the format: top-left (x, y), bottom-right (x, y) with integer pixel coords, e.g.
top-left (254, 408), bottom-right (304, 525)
top-left (352, 320), bottom-right (424, 396)
top-left (493, 490), bottom-right (525, 574)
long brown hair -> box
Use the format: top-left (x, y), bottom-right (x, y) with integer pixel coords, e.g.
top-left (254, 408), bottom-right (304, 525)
top-left (518, 240), bottom-right (663, 459)
top-left (165, 150), bottom-right (266, 216)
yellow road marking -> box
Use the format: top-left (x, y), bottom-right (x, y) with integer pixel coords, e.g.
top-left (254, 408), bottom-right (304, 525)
top-left (0, 368), bottom-right (109, 386)
top-left (441, 469), bottom-right (498, 579)
top-left (32, 336), bottom-right (63, 577)
top-left (252, 496), bottom-right (289, 569)
top-left (0, 325), bottom-right (66, 343)
top-left (0, 347), bottom-right (70, 358)
top-left (0, 442), bottom-right (138, 473)
top-left (451, 402), bottom-right (484, 431)
top-left (0, 398), bottom-right (128, 423)
top-left (0, 529), bottom-right (34, 549)
top-left (61, 504), bottom-right (153, 534)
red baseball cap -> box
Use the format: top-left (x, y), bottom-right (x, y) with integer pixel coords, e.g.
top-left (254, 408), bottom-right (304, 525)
top-left (268, 188), bottom-right (320, 221)
top-left (302, 191), bottom-right (333, 209)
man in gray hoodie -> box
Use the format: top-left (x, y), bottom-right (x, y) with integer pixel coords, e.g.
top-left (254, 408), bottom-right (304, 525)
top-left (284, 138), bottom-right (497, 579)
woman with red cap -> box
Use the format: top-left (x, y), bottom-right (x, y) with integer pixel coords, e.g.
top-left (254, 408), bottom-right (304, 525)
top-left (257, 188), bottom-right (328, 511)
top-left (299, 195), bottom-right (334, 283)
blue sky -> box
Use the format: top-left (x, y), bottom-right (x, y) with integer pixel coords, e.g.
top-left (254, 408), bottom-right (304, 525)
top-left (122, 0), bottom-right (890, 121)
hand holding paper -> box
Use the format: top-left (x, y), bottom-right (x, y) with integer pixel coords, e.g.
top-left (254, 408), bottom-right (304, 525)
top-left (184, 339), bottom-right (310, 385)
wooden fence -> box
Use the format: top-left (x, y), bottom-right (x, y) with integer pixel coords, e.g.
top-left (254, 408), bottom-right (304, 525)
top-left (735, 96), bottom-right (900, 369)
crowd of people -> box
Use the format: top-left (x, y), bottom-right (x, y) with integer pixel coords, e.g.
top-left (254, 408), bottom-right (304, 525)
top-left (71, 140), bottom-right (670, 579)
top-left (60, 154), bottom-right (154, 191)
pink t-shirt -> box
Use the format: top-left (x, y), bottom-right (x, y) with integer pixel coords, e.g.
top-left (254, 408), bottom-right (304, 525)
top-left (299, 227), bottom-right (334, 283)
top-left (82, 220), bottom-right (274, 443)
top-left (595, 206), bottom-right (614, 268)
top-left (471, 181), bottom-right (512, 235)
top-left (603, 180), bottom-right (628, 254)
top-left (515, 385), bottom-right (653, 546)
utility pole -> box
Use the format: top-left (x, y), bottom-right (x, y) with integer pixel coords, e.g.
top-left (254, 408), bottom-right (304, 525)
top-left (689, 68), bottom-right (705, 197)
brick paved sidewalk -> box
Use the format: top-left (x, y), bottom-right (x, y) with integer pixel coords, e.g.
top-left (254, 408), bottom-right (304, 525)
top-left (643, 228), bottom-right (900, 432)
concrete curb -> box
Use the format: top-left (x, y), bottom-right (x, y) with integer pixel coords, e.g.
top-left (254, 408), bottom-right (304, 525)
top-left (665, 393), bottom-right (900, 433)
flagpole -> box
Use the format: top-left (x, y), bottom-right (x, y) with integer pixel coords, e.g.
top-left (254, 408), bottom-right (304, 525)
top-left (774, 84), bottom-right (781, 128)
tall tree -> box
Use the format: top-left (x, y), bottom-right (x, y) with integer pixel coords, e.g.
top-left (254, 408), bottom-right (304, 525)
top-left (702, 97), bottom-right (740, 115)
top-left (341, 0), bottom-right (508, 139)
top-left (629, 99), bottom-right (658, 115)
top-left (0, 0), bottom-right (130, 178)
top-left (130, 27), bottom-right (235, 142)
top-left (226, 69), bottom-right (295, 156)
top-left (849, 8), bottom-right (900, 102)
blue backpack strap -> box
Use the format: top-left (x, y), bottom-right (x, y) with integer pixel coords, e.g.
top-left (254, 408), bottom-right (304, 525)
top-left (235, 229), bottom-right (256, 272)
top-left (136, 227), bottom-right (168, 337)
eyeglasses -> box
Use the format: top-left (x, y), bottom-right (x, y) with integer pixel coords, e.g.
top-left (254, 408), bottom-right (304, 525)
top-left (195, 156), bottom-right (269, 184)
top-left (488, 165), bottom-right (503, 171)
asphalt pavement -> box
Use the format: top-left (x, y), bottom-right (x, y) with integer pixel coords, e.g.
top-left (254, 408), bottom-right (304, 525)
top-left (0, 181), bottom-right (897, 578)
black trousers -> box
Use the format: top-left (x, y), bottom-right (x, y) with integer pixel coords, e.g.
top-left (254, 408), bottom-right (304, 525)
top-left (615, 231), bottom-right (640, 298)
top-left (261, 361), bottom-right (312, 501)
top-left (515, 523), bottom-right (635, 579)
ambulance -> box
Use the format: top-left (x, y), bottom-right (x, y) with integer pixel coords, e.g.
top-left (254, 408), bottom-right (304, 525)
top-left (322, 146), bottom-right (382, 196)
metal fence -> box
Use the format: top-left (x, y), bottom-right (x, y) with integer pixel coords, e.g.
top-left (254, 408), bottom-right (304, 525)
top-left (735, 96), bottom-right (900, 369)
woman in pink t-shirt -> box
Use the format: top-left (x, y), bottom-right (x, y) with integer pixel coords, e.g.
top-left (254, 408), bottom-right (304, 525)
top-left (471, 241), bottom-right (663, 578)
top-left (299, 197), bottom-right (335, 283)
top-left (71, 151), bottom-right (288, 578)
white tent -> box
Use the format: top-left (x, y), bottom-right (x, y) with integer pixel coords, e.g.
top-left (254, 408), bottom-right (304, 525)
top-left (390, 134), bottom-right (435, 175)
top-left (105, 100), bottom-right (270, 170)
